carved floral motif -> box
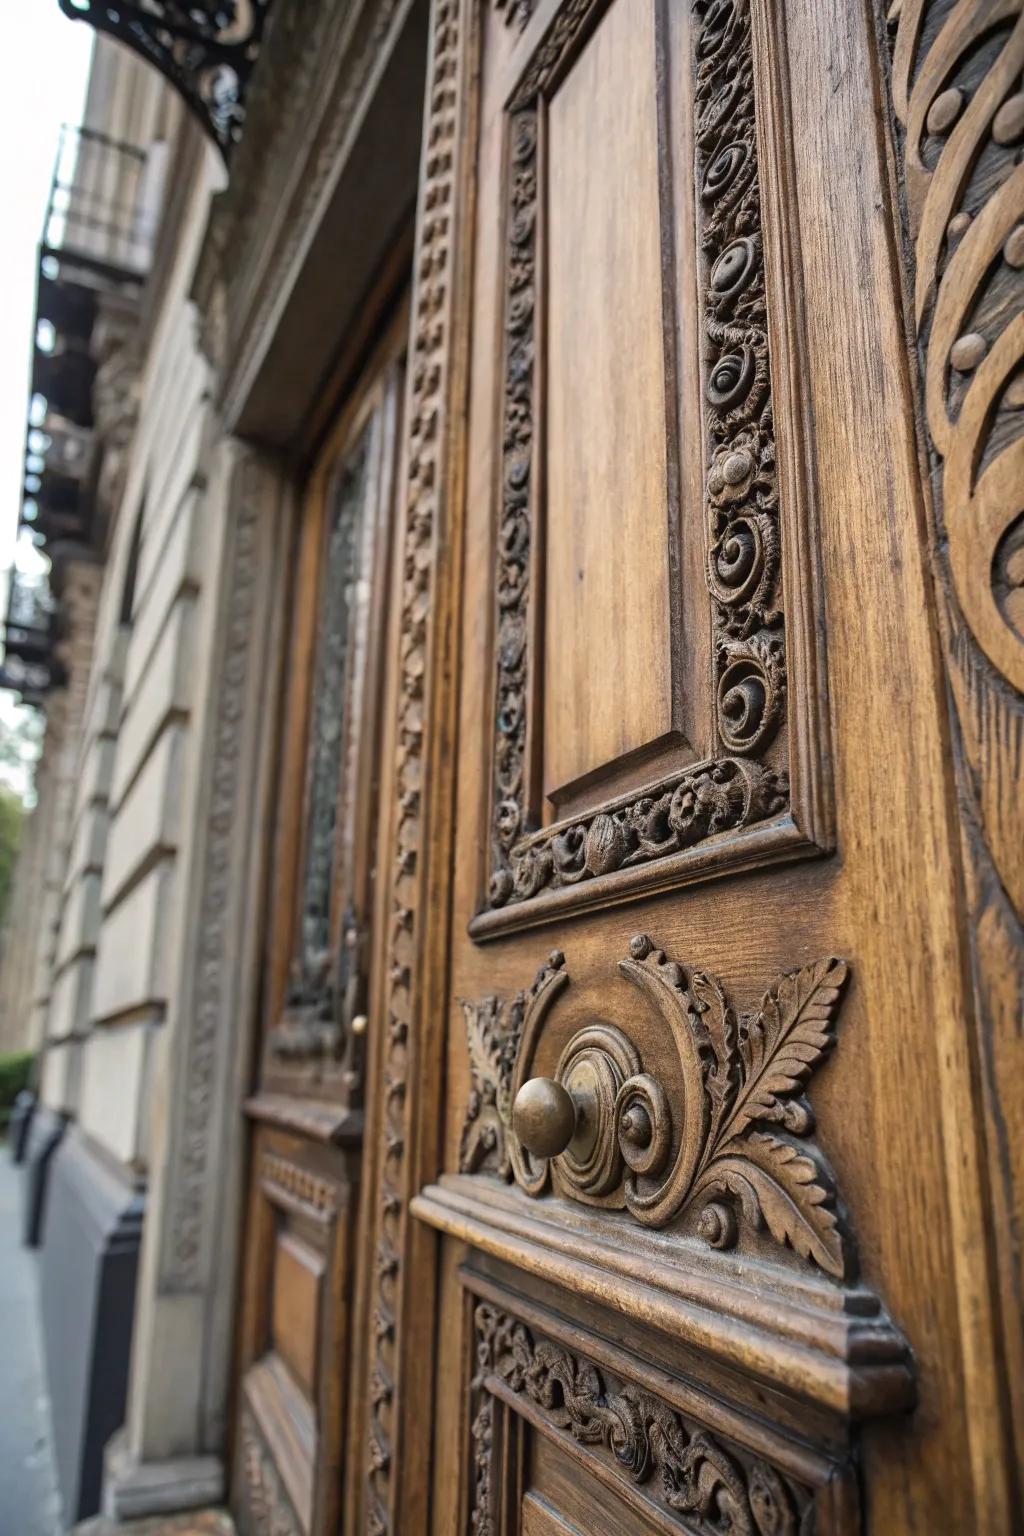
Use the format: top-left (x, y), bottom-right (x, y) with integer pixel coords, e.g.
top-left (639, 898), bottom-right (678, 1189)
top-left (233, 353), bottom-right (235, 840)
top-left (695, 0), bottom-right (786, 746)
top-left (462, 937), bottom-right (853, 1278)
top-left (470, 1303), bottom-right (815, 1535)
top-left (494, 757), bottom-right (787, 905)
top-left (486, 0), bottom-right (791, 909)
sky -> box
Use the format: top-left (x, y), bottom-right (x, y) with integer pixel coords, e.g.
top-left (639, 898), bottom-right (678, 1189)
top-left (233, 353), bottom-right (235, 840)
top-left (0, 9), bottom-right (93, 797)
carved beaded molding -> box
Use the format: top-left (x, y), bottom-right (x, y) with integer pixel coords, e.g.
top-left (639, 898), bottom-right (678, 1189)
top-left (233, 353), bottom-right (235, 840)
top-left (484, 0), bottom-right (801, 922)
top-left (260, 1152), bottom-right (338, 1224)
top-left (365, 0), bottom-right (467, 1527)
top-left (462, 936), bottom-right (855, 1279)
top-left (470, 1302), bottom-right (818, 1536)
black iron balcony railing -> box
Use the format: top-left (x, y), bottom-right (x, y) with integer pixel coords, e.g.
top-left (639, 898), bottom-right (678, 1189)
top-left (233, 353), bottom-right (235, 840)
top-left (2, 127), bottom-right (154, 705)
top-left (20, 126), bottom-right (155, 552)
top-left (0, 571), bottom-right (65, 707)
top-left (57, 2), bottom-right (275, 160)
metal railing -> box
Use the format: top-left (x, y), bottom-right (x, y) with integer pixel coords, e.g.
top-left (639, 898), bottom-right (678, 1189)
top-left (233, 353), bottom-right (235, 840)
top-left (41, 124), bottom-right (157, 284)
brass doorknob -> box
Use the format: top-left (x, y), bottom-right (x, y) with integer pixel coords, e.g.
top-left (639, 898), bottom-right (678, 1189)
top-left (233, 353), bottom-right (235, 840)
top-left (512, 1077), bottom-right (577, 1158)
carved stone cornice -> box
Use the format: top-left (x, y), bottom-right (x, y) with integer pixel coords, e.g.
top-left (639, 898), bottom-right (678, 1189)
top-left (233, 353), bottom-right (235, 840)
top-left (191, 0), bottom-right (408, 424)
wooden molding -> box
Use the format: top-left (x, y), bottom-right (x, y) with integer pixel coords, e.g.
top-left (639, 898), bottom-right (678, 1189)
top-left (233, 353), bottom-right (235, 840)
top-left (413, 1178), bottom-right (913, 1422)
top-left (475, 0), bottom-right (833, 936)
top-left (467, 1286), bottom-right (853, 1535)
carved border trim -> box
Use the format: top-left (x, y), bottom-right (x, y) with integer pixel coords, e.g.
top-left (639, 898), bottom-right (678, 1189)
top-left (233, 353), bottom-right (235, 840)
top-left (484, 0), bottom-right (795, 919)
top-left (163, 466), bottom-right (261, 1290)
top-left (469, 1300), bottom-right (819, 1535)
top-left (364, 0), bottom-right (474, 1527)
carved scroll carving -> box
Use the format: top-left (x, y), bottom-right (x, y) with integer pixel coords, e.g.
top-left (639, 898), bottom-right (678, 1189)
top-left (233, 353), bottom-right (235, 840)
top-left (470, 1303), bottom-right (816, 1535)
top-left (885, 0), bottom-right (1024, 1437)
top-left (486, 0), bottom-right (793, 912)
top-left (461, 950), bottom-right (569, 1177)
top-left (461, 937), bottom-right (853, 1278)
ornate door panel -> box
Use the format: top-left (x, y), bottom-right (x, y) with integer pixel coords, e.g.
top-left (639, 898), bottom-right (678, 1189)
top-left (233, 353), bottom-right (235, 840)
top-left (233, 314), bottom-right (406, 1536)
top-left (396, 0), bottom-right (1022, 1530)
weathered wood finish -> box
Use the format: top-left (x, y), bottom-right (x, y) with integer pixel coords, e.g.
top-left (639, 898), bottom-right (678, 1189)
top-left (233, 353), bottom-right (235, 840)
top-left (212, 0), bottom-right (1024, 1528)
top-left (884, 0), bottom-right (1024, 1488)
top-left (384, 0), bottom-right (1024, 1531)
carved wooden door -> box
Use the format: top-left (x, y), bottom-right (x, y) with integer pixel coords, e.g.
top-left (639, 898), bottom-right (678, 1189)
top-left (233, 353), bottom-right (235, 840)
top-left (393, 0), bottom-right (1024, 1531)
top-left (232, 314), bottom-right (406, 1536)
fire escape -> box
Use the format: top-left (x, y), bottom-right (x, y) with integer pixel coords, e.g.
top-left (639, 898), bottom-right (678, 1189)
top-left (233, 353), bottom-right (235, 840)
top-left (1, 126), bottom-right (156, 704)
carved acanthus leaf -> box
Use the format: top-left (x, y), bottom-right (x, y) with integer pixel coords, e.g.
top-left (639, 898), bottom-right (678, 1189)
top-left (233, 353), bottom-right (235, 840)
top-left (460, 951), bottom-right (568, 1178)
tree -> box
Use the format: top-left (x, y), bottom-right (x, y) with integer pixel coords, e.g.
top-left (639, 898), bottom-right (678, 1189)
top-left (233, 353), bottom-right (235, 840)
top-left (0, 701), bottom-right (43, 805)
top-left (0, 786), bottom-right (22, 927)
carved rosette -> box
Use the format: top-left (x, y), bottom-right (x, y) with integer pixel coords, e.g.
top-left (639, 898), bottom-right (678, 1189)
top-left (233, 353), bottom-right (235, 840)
top-left (485, 0), bottom-right (792, 911)
top-left (462, 936), bottom-right (854, 1279)
top-left (470, 1304), bottom-right (816, 1535)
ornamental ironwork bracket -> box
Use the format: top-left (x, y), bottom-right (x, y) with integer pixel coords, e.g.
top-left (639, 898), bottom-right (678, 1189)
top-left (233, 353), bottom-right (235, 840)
top-left (58, 1), bottom-right (275, 159)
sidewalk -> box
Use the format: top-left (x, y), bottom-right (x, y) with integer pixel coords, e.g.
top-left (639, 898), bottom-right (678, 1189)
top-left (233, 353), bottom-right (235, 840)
top-left (0, 1149), bottom-right (62, 1536)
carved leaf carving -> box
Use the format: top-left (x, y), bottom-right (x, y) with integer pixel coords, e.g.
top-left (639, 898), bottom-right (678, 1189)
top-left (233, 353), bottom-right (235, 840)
top-left (697, 1133), bottom-right (846, 1279)
top-left (720, 957), bottom-right (848, 1144)
top-left (462, 939), bottom-right (854, 1278)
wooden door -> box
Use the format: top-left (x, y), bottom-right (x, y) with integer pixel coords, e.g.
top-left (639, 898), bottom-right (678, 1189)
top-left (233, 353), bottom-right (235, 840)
top-left (394, 0), bottom-right (1023, 1532)
top-left (233, 312), bottom-right (406, 1536)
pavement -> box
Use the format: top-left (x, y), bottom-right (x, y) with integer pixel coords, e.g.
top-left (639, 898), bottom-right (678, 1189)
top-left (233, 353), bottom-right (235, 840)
top-left (0, 1150), bottom-right (235, 1536)
top-left (0, 1148), bottom-right (62, 1536)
